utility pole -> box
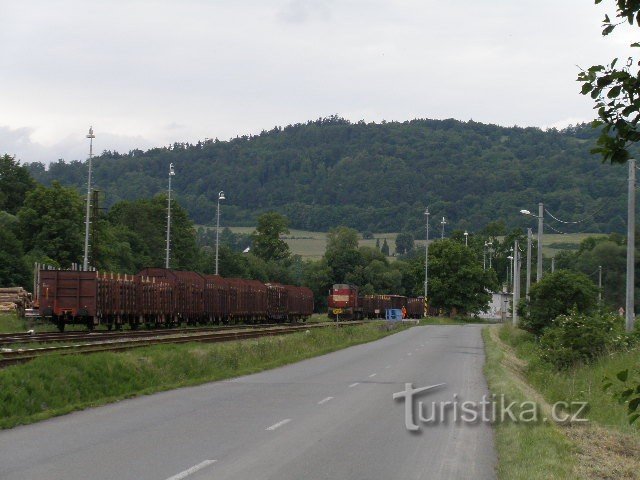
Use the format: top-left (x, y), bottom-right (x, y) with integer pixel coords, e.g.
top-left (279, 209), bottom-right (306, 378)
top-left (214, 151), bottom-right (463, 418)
top-left (626, 159), bottom-right (635, 332)
top-left (551, 257), bottom-right (555, 273)
top-left (82, 127), bottom-right (95, 271)
top-left (598, 265), bottom-right (602, 304)
top-left (440, 216), bottom-right (447, 240)
top-left (215, 191), bottom-right (225, 275)
top-left (513, 240), bottom-right (520, 326)
top-left (464, 230), bottom-right (468, 247)
top-left (424, 208), bottom-right (430, 317)
top-left (526, 228), bottom-right (532, 300)
top-left (537, 202), bottom-right (543, 282)
top-left (165, 163), bottom-right (175, 269)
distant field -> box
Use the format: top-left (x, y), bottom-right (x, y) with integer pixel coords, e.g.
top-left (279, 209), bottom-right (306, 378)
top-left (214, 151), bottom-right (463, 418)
top-left (224, 228), bottom-right (605, 260)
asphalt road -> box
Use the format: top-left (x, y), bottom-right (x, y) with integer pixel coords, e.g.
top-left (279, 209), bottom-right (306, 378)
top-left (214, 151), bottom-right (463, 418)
top-left (0, 324), bottom-right (496, 480)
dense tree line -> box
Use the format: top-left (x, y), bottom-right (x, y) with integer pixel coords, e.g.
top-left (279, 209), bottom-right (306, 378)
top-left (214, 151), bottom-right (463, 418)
top-left (23, 118), bottom-right (633, 235)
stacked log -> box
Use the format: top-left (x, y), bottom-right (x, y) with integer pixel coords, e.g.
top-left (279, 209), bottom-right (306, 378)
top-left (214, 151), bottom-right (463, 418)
top-left (0, 288), bottom-right (33, 317)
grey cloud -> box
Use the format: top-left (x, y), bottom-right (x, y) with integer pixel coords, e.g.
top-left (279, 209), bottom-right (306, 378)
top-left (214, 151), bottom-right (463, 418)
top-left (277, 0), bottom-right (332, 24)
top-left (0, 126), bottom-right (156, 165)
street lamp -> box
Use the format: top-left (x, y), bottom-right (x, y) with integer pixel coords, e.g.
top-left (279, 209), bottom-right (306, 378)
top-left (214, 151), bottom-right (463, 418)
top-left (464, 230), bottom-right (468, 247)
top-left (520, 203), bottom-right (543, 282)
top-left (165, 163), bottom-right (175, 269)
top-left (424, 208), bottom-right (430, 317)
top-left (440, 216), bottom-right (447, 240)
top-left (215, 190), bottom-right (225, 275)
top-left (82, 126), bottom-right (95, 271)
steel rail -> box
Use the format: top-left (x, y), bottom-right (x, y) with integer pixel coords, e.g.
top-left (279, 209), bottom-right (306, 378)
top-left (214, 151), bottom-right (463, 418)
top-left (0, 322), bottom-right (365, 368)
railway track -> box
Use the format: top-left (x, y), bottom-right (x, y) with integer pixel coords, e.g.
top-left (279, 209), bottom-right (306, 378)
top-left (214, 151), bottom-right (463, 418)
top-left (0, 321), bottom-right (365, 368)
top-left (0, 323), bottom-right (295, 346)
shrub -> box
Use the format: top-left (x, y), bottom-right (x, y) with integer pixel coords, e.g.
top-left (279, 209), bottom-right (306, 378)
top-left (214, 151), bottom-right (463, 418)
top-left (539, 310), bottom-right (631, 369)
top-left (520, 270), bottom-right (598, 336)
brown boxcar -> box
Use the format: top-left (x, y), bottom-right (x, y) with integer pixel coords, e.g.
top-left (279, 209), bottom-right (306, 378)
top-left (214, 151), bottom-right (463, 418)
top-left (137, 274), bottom-right (172, 327)
top-left (266, 283), bottom-right (287, 321)
top-left (138, 268), bottom-right (205, 324)
top-left (284, 285), bottom-right (314, 321)
top-left (406, 296), bottom-right (424, 319)
top-left (40, 270), bottom-right (100, 330)
top-left (40, 270), bottom-right (138, 330)
top-left (361, 294), bottom-right (391, 319)
top-left (203, 274), bottom-right (230, 323)
top-left (225, 278), bottom-right (267, 322)
top-left (96, 272), bottom-right (137, 329)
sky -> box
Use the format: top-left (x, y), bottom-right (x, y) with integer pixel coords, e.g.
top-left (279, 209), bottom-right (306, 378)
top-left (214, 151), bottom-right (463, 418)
top-left (0, 0), bottom-right (635, 165)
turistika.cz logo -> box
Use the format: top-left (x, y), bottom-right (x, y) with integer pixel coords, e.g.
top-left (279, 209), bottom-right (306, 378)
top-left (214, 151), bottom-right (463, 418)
top-left (393, 383), bottom-right (588, 431)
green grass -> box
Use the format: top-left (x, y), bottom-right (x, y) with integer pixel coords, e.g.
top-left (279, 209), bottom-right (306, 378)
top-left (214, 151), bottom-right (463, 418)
top-left (498, 325), bottom-right (639, 432)
top-left (0, 313), bottom-right (27, 333)
top-left (482, 326), bottom-right (576, 479)
top-left (0, 321), bottom-right (410, 429)
top-left (224, 227), bottom-right (606, 261)
top-left (484, 325), bottom-right (640, 479)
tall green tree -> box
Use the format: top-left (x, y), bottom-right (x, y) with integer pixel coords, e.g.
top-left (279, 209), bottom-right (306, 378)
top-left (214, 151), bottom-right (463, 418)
top-left (427, 239), bottom-right (498, 315)
top-left (578, 0), bottom-right (640, 163)
top-left (17, 182), bottom-right (84, 267)
top-left (0, 212), bottom-right (30, 287)
top-left (520, 270), bottom-right (599, 336)
top-left (250, 211), bottom-right (290, 261)
top-left (325, 226), bottom-right (363, 283)
top-left (0, 154), bottom-right (36, 215)
top-left (395, 232), bottom-right (415, 255)
top-left (107, 194), bottom-right (199, 270)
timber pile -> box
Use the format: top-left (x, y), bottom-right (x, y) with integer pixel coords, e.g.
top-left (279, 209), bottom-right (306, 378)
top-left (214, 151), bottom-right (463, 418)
top-left (0, 287), bottom-right (33, 316)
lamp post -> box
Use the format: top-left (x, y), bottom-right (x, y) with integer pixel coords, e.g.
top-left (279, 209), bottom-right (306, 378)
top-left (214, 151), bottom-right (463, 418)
top-left (483, 242), bottom-right (487, 270)
top-left (526, 228), bottom-right (532, 300)
top-left (82, 127), bottom-right (95, 271)
top-left (464, 230), bottom-right (468, 247)
top-left (165, 163), bottom-right (175, 269)
top-left (424, 208), bottom-right (430, 317)
top-left (513, 240), bottom-right (520, 326)
top-left (520, 204), bottom-right (543, 281)
top-left (215, 190), bottom-right (225, 275)
top-left (440, 216), bottom-right (447, 240)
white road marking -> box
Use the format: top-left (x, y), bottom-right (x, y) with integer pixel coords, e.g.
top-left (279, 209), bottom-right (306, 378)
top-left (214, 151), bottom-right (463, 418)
top-left (348, 382), bottom-right (360, 388)
top-left (368, 373), bottom-right (377, 378)
top-left (318, 396), bottom-right (334, 405)
top-left (266, 418), bottom-right (291, 431)
top-left (166, 460), bottom-right (217, 480)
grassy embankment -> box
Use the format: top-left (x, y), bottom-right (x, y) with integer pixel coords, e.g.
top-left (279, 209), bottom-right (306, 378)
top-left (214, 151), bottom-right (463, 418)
top-left (484, 324), bottom-right (640, 479)
top-left (0, 317), bottom-right (410, 429)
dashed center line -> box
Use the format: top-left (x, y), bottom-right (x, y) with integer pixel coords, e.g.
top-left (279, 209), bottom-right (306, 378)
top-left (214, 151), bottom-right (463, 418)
top-left (165, 460), bottom-right (217, 480)
top-left (368, 373), bottom-right (377, 378)
top-left (266, 419), bottom-right (291, 431)
top-left (318, 396), bottom-right (334, 405)
top-left (348, 382), bottom-right (360, 388)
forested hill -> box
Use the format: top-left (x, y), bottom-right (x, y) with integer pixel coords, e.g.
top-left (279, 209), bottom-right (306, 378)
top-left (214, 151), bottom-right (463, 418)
top-left (25, 117), bottom-right (630, 235)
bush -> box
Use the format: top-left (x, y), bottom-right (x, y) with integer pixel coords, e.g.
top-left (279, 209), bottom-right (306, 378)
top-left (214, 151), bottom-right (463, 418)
top-left (539, 310), bottom-right (631, 369)
top-left (520, 270), bottom-right (598, 335)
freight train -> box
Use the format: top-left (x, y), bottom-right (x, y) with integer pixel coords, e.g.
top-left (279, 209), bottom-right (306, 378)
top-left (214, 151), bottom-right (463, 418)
top-left (38, 268), bottom-right (314, 331)
top-left (327, 283), bottom-right (435, 320)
